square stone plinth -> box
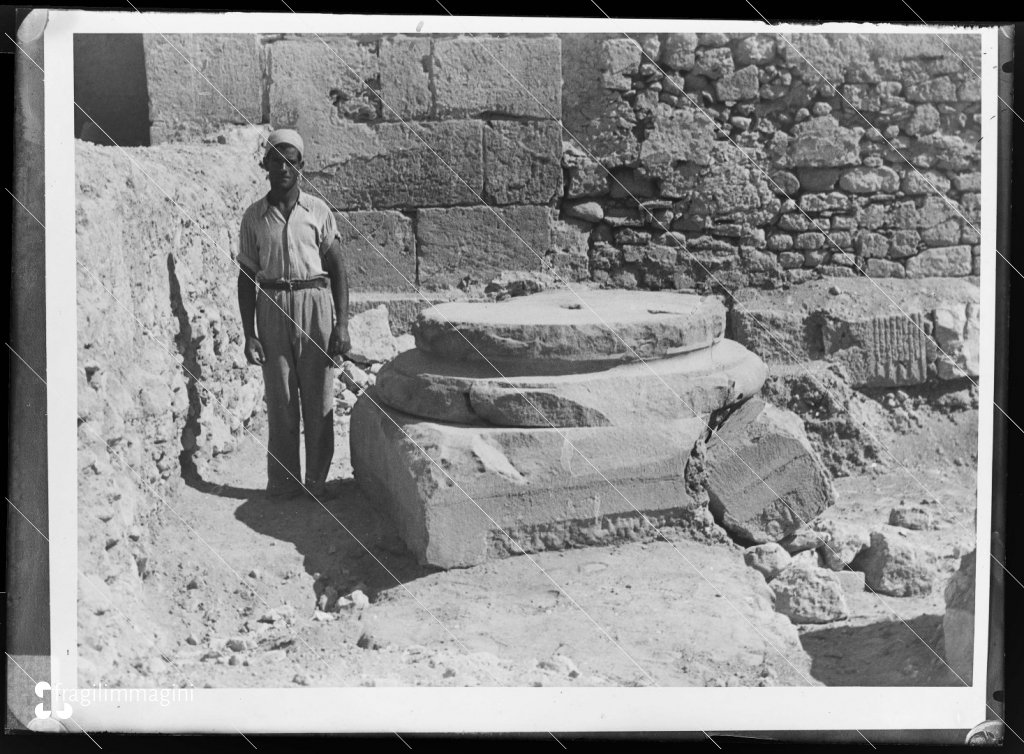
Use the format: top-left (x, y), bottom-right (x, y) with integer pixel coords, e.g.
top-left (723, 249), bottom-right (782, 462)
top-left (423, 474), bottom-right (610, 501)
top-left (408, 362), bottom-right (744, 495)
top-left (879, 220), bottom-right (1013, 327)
top-left (351, 390), bottom-right (708, 568)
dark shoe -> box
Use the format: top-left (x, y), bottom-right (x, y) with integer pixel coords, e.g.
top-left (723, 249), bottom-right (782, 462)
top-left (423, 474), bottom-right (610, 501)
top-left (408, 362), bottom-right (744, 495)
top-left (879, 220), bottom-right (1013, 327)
top-left (267, 482), bottom-right (304, 500)
top-left (303, 480), bottom-right (328, 501)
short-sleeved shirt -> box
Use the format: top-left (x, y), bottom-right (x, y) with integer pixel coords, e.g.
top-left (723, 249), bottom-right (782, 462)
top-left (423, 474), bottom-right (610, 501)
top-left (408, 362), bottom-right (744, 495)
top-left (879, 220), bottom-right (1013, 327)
top-left (237, 191), bottom-right (340, 283)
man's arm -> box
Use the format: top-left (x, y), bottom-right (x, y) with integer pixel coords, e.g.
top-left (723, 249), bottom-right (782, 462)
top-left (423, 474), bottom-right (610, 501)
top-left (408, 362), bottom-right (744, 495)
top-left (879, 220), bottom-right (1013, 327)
top-left (237, 267), bottom-right (265, 365)
top-left (324, 238), bottom-right (350, 365)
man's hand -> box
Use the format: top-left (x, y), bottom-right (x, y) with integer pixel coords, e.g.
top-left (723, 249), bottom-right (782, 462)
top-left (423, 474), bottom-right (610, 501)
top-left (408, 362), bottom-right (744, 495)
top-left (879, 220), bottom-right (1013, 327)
top-left (328, 322), bottom-right (351, 367)
top-left (244, 336), bottom-right (266, 366)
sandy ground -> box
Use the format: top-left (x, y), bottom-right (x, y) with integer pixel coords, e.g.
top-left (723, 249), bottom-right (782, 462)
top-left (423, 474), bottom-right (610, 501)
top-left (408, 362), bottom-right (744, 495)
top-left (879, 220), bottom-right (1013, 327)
top-left (123, 394), bottom-right (979, 690)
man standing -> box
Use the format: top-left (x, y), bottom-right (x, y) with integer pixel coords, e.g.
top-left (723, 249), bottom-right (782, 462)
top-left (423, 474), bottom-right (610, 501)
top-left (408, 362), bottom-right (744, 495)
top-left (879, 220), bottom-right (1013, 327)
top-left (236, 129), bottom-right (350, 499)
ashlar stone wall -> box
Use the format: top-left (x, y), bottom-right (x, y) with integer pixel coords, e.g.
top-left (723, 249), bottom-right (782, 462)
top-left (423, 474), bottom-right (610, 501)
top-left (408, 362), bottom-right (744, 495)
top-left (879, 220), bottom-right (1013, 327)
top-left (144, 33), bottom-right (583, 295)
top-left (144, 31), bottom-right (982, 295)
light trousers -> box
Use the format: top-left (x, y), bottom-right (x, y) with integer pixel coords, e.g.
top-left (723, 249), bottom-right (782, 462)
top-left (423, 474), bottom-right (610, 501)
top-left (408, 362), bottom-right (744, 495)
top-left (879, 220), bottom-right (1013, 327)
top-left (256, 286), bottom-right (335, 493)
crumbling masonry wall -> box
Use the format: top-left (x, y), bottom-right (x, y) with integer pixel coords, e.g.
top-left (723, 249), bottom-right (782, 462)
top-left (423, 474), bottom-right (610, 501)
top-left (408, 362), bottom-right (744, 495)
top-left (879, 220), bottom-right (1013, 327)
top-left (76, 140), bottom-right (265, 682)
top-left (143, 31), bottom-right (982, 292)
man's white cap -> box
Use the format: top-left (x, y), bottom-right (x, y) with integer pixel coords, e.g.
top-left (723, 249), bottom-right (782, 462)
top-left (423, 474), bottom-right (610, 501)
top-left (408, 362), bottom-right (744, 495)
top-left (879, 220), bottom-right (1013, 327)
top-left (265, 128), bottom-right (305, 159)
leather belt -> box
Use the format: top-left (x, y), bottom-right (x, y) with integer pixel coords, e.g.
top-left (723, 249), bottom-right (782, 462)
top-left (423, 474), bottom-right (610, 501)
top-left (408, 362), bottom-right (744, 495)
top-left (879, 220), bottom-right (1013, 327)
top-left (260, 277), bottom-right (329, 291)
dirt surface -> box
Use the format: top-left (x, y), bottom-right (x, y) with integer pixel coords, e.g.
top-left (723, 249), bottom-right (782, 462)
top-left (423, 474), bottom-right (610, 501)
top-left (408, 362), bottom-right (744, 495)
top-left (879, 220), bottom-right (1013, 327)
top-left (109, 395), bottom-right (979, 690)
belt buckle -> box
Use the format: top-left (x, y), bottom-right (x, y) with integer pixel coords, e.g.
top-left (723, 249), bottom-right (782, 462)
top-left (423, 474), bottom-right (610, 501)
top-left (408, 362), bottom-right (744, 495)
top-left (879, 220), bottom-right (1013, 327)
top-left (283, 279), bottom-right (294, 291)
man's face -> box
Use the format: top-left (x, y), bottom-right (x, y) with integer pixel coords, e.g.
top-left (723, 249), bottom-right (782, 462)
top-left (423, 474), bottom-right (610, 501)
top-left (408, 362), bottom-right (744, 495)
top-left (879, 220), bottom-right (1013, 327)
top-left (265, 144), bottom-right (303, 191)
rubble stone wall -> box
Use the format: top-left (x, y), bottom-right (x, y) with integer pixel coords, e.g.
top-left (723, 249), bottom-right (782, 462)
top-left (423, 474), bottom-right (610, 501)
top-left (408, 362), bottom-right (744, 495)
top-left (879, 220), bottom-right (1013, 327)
top-left (76, 140), bottom-right (266, 679)
top-left (143, 31), bottom-right (982, 293)
top-left (560, 32), bottom-right (982, 290)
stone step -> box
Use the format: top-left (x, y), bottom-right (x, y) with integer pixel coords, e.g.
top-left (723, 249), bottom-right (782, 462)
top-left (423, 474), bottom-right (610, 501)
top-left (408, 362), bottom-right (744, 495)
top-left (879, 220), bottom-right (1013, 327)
top-left (375, 339), bottom-right (767, 427)
top-left (729, 277), bottom-right (979, 388)
top-left (350, 391), bottom-right (709, 569)
top-left (414, 288), bottom-right (727, 365)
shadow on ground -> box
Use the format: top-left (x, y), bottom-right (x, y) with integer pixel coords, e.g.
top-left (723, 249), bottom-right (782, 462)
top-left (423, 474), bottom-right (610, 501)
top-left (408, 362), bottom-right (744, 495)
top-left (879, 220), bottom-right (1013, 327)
top-left (800, 613), bottom-right (961, 686)
top-left (227, 478), bottom-right (440, 602)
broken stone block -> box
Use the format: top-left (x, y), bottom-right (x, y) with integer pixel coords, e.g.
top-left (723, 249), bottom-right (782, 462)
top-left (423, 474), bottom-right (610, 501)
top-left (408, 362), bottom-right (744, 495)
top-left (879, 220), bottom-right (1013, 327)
top-left (853, 529), bottom-right (937, 597)
top-left (744, 542), bottom-right (792, 581)
top-left (412, 289), bottom-right (726, 366)
top-left (730, 278), bottom-right (980, 388)
top-left (346, 306), bottom-right (399, 365)
top-left (888, 505), bottom-right (935, 530)
top-left (943, 549), bottom-right (975, 684)
top-left (778, 525), bottom-right (830, 555)
top-left (813, 519), bottom-right (870, 571)
top-left (771, 564), bottom-right (849, 624)
top-left (376, 339), bottom-right (767, 427)
top-left (350, 395), bottom-right (708, 568)
top-left (706, 397), bottom-right (836, 544)
top-left (433, 36), bottom-right (561, 119)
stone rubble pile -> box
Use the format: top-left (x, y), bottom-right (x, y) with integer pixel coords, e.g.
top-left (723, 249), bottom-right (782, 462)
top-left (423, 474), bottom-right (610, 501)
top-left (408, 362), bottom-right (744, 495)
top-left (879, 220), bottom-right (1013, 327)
top-left (740, 501), bottom-right (957, 627)
top-left (351, 288), bottom-right (838, 569)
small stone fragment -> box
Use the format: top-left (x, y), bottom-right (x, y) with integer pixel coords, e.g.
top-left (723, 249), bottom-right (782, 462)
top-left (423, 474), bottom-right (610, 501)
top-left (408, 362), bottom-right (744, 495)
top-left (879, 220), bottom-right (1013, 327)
top-left (771, 564), bottom-right (849, 624)
top-left (888, 505), bottom-right (934, 530)
top-left (743, 543), bottom-right (792, 581)
top-left (347, 589), bottom-right (371, 610)
top-left (853, 529), bottom-right (936, 597)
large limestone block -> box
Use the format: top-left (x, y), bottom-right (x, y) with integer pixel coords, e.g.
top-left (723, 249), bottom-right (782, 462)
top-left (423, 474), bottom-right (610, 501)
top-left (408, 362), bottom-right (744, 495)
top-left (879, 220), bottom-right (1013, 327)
top-left (145, 34), bottom-right (264, 143)
top-left (706, 397), bottom-right (836, 544)
top-left (413, 289), bottom-right (726, 365)
top-left (483, 121), bottom-right (563, 205)
top-left (433, 36), bottom-right (561, 119)
top-left (730, 278), bottom-right (981, 387)
top-left (416, 205), bottom-right (552, 289)
top-left (376, 339), bottom-right (767, 427)
top-left (334, 210), bottom-right (415, 291)
top-left (379, 36), bottom-right (433, 120)
top-left (350, 393), bottom-right (707, 568)
top-left (304, 120), bottom-right (484, 210)
top-left (267, 37), bottom-right (379, 171)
